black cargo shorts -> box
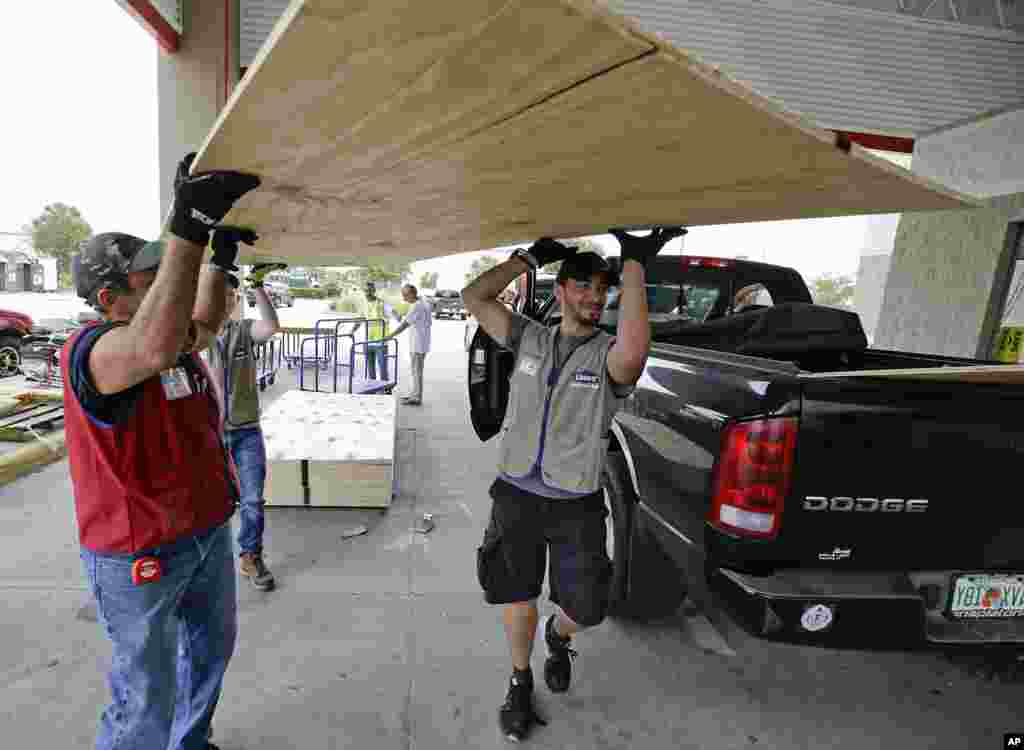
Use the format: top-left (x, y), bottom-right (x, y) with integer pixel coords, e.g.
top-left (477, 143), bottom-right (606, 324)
top-left (476, 477), bottom-right (612, 628)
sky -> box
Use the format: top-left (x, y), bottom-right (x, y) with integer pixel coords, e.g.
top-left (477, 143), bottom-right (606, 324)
top-left (408, 215), bottom-right (892, 291)
top-left (2, 2), bottom-right (907, 289)
top-left (1, 3), bottom-right (159, 250)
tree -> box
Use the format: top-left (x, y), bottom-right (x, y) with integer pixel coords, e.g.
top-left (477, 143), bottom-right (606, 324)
top-left (366, 260), bottom-right (411, 285)
top-left (28, 203), bottom-right (92, 285)
top-left (465, 254), bottom-right (501, 284)
top-left (418, 271), bottom-right (439, 290)
top-left (809, 273), bottom-right (855, 308)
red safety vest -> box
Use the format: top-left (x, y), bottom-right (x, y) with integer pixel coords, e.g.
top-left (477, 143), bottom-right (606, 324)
top-left (62, 325), bottom-right (237, 553)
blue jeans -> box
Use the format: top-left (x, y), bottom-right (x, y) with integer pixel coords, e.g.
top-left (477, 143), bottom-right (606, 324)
top-left (80, 523), bottom-right (237, 750)
top-left (365, 341), bottom-right (389, 381)
top-left (224, 427), bottom-right (267, 556)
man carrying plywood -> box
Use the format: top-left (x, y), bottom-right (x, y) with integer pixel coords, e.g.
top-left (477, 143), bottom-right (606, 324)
top-left (463, 227), bottom-right (683, 741)
top-left (63, 154), bottom-right (259, 750)
top-left (206, 233), bottom-right (284, 592)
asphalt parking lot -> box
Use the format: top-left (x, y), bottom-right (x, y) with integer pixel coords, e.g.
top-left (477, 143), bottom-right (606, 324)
top-left (1, 306), bottom-right (1022, 749)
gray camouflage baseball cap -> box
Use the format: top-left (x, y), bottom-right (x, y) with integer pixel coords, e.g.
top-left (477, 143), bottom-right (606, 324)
top-left (73, 233), bottom-right (163, 301)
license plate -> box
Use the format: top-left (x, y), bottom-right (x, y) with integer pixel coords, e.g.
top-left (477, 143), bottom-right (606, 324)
top-left (949, 574), bottom-right (1024, 619)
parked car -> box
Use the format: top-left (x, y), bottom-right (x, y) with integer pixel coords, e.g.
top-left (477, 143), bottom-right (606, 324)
top-left (468, 254), bottom-right (1024, 648)
top-left (0, 309), bottom-right (35, 377)
top-left (432, 289), bottom-right (466, 319)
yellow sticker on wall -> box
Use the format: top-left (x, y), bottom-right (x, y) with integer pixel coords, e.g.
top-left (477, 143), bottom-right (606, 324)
top-left (994, 327), bottom-right (1024, 363)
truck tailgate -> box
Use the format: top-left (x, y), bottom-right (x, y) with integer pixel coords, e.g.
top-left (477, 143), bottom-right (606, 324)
top-left (787, 378), bottom-right (1024, 572)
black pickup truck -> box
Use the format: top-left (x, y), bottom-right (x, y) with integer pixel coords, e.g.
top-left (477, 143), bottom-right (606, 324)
top-left (468, 255), bottom-right (1024, 647)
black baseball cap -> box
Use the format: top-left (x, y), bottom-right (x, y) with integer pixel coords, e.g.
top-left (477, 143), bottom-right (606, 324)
top-left (73, 233), bottom-right (163, 302)
top-left (556, 251), bottom-right (618, 286)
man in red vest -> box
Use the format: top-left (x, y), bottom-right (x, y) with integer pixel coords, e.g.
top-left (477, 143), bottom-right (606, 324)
top-left (63, 153), bottom-right (259, 750)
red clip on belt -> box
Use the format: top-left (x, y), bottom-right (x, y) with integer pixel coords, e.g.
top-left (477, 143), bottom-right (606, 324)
top-left (131, 557), bottom-right (162, 585)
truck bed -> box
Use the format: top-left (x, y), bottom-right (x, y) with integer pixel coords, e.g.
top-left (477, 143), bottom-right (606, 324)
top-left (650, 301), bottom-right (997, 377)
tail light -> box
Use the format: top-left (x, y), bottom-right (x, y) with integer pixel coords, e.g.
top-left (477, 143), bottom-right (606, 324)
top-left (681, 256), bottom-right (733, 269)
top-left (708, 417), bottom-right (798, 540)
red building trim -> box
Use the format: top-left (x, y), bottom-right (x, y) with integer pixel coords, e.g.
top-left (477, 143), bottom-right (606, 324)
top-left (833, 130), bottom-right (915, 154)
top-left (120, 0), bottom-right (180, 53)
top-left (224, 0), bottom-right (231, 106)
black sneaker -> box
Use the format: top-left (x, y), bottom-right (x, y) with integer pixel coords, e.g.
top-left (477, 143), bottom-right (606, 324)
top-left (499, 671), bottom-right (546, 742)
top-left (543, 614), bottom-right (576, 693)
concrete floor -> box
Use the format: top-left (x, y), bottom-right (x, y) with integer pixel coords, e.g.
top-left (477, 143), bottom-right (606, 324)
top-left (2, 318), bottom-right (1023, 749)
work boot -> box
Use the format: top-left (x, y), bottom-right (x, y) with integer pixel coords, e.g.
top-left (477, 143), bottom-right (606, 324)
top-left (499, 669), bottom-right (546, 743)
top-left (543, 614), bottom-right (576, 693)
top-left (239, 552), bottom-right (275, 591)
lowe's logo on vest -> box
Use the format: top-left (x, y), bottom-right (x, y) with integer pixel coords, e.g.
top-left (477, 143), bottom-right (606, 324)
top-left (572, 369), bottom-right (600, 389)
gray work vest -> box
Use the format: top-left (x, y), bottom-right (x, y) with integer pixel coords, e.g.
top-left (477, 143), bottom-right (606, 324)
top-left (211, 320), bottom-right (261, 431)
top-left (498, 321), bottom-right (625, 494)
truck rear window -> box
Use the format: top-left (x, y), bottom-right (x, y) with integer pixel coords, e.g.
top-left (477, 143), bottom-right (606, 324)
top-left (602, 282), bottom-right (722, 324)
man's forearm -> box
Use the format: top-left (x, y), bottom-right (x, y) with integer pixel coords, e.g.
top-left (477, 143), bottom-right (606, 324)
top-left (615, 260), bottom-right (650, 362)
top-left (130, 236), bottom-right (208, 364)
top-left (254, 287), bottom-right (279, 326)
top-left (193, 264), bottom-right (229, 333)
top-left (462, 258), bottom-right (529, 312)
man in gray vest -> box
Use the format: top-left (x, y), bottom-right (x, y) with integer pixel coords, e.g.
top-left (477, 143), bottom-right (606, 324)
top-left (207, 228), bottom-right (284, 591)
top-left (462, 227), bottom-right (684, 741)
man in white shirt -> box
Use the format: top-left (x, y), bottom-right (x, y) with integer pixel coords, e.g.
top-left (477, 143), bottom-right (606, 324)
top-left (383, 284), bottom-right (432, 405)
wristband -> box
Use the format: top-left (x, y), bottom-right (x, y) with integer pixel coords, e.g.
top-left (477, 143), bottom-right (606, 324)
top-left (511, 248), bottom-right (539, 270)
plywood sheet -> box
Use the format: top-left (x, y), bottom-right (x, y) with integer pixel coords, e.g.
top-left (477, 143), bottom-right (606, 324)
top-left (193, 0), bottom-right (976, 265)
top-left (307, 461), bottom-right (393, 508)
top-left (265, 459), bottom-right (303, 507)
top-left (802, 365), bottom-right (1024, 386)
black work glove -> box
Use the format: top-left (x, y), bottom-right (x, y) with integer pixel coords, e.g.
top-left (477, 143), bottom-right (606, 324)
top-left (517, 237), bottom-right (577, 270)
top-left (169, 152), bottom-right (261, 246)
top-left (609, 226), bottom-right (687, 268)
top-left (246, 262), bottom-right (288, 288)
top-left (209, 226), bottom-right (258, 272)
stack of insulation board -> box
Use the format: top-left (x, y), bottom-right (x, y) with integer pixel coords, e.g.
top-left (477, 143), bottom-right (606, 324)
top-left (262, 390), bottom-right (395, 508)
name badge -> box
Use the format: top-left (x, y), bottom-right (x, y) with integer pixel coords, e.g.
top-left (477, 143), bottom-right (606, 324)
top-left (160, 367), bottom-right (194, 400)
top-left (518, 356), bottom-right (540, 376)
top-left (572, 369), bottom-right (601, 389)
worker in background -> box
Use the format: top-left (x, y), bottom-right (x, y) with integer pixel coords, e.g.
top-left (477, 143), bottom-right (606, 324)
top-left (362, 280), bottom-right (390, 381)
top-left (63, 153), bottom-right (259, 750)
top-left (462, 227), bottom-right (684, 741)
top-left (382, 283), bottom-right (432, 405)
top-left (206, 233), bottom-right (284, 592)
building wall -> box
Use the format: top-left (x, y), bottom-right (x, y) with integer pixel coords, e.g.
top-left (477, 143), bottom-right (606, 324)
top-left (157, 1), bottom-right (239, 226)
top-left (854, 252), bottom-right (890, 343)
top-left (874, 106), bottom-right (1024, 358)
top-left (607, 0), bottom-right (1024, 137)
top-left (853, 213), bottom-right (901, 341)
